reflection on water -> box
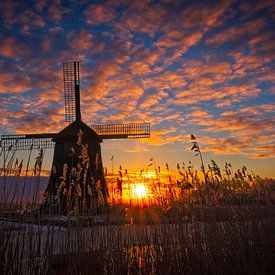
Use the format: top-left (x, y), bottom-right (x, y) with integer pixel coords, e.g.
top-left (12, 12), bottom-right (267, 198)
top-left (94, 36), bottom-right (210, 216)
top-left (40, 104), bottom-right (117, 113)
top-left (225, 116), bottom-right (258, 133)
top-left (1, 219), bottom-right (270, 274)
top-left (0, 176), bottom-right (49, 206)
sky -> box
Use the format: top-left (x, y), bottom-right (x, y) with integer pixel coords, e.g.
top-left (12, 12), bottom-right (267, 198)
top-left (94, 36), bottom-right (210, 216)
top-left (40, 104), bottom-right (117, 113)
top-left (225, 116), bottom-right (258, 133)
top-left (0, 0), bottom-right (274, 177)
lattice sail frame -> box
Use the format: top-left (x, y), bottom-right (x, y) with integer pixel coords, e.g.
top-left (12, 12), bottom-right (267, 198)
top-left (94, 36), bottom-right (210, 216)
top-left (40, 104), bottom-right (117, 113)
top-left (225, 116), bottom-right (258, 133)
top-left (91, 123), bottom-right (150, 139)
top-left (0, 62), bottom-right (151, 151)
top-left (0, 134), bottom-right (56, 151)
top-left (0, 123), bottom-right (150, 150)
top-left (63, 61), bottom-right (80, 123)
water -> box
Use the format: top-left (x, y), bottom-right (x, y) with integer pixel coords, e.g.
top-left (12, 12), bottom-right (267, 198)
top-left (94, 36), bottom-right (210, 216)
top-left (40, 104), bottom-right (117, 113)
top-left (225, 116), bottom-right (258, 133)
top-left (0, 176), bottom-right (49, 204)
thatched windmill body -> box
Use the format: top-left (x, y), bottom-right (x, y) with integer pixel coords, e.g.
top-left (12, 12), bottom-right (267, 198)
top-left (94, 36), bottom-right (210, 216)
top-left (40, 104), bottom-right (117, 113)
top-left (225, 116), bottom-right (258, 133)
top-left (1, 62), bottom-right (150, 215)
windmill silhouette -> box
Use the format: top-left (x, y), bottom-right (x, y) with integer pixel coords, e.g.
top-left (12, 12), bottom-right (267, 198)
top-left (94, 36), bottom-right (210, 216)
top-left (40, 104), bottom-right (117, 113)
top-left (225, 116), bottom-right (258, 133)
top-left (1, 62), bottom-right (150, 215)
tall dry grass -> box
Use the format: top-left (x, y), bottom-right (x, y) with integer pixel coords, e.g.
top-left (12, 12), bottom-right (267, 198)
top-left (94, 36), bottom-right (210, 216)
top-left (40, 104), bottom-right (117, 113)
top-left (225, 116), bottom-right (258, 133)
top-left (0, 140), bottom-right (274, 274)
top-left (0, 213), bottom-right (274, 274)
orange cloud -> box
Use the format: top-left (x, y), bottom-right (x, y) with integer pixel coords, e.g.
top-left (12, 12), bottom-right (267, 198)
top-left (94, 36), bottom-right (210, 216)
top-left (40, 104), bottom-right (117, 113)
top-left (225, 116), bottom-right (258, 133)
top-left (155, 31), bottom-right (186, 48)
top-left (156, 31), bottom-right (204, 66)
top-left (157, 71), bottom-right (187, 89)
top-left (186, 108), bottom-right (214, 120)
top-left (129, 61), bottom-right (152, 75)
top-left (182, 105), bottom-right (275, 159)
top-left (81, 61), bottom-right (120, 99)
top-left (192, 133), bottom-right (275, 159)
top-left (239, 104), bottom-right (275, 115)
top-left (141, 128), bottom-right (178, 146)
top-left (67, 30), bottom-right (107, 55)
top-left (3, 103), bottom-right (64, 135)
top-left (139, 95), bottom-right (160, 109)
top-left (174, 80), bottom-right (261, 107)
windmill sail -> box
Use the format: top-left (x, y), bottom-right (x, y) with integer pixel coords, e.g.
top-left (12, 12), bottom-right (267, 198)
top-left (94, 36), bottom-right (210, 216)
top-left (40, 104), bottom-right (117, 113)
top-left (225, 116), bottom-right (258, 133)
top-left (1, 61), bottom-right (151, 215)
top-left (91, 123), bottom-right (150, 139)
top-left (1, 133), bottom-right (56, 150)
top-left (63, 61), bottom-right (81, 123)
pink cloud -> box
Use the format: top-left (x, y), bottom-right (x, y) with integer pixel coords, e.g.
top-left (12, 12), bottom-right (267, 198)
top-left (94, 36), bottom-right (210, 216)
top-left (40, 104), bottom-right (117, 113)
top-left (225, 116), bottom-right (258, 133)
top-left (0, 36), bottom-right (29, 59)
top-left (85, 4), bottom-right (116, 25)
top-left (47, 2), bottom-right (68, 23)
top-left (0, 69), bottom-right (31, 94)
top-left (248, 31), bottom-right (274, 48)
top-left (0, 1), bottom-right (18, 26)
top-left (116, 3), bottom-right (167, 36)
top-left (229, 51), bottom-right (271, 79)
top-left (179, 60), bottom-right (232, 86)
top-left (41, 37), bottom-right (52, 51)
top-left (34, 0), bottom-right (47, 12)
top-left (173, 67), bottom-right (261, 107)
top-left (16, 10), bottom-right (45, 34)
top-left (68, 30), bottom-right (97, 52)
top-left (155, 31), bottom-right (186, 48)
top-left (206, 18), bottom-right (267, 46)
top-left (179, 1), bottom-right (233, 29)
top-left (247, 32), bottom-right (275, 63)
top-left (139, 47), bottom-right (166, 67)
top-left (238, 0), bottom-right (275, 18)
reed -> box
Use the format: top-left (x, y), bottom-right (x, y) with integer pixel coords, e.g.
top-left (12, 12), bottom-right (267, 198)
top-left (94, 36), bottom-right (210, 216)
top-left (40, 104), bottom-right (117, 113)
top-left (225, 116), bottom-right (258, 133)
top-left (0, 143), bottom-right (274, 274)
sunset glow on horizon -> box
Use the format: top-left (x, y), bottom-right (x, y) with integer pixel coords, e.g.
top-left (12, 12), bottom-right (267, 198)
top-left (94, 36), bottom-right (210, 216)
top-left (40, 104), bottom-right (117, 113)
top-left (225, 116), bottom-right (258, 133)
top-left (0, 0), bottom-right (274, 177)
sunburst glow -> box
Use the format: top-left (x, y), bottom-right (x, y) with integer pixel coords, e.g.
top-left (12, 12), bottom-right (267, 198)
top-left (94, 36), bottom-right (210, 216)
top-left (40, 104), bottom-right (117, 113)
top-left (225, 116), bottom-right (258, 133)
top-left (132, 184), bottom-right (148, 199)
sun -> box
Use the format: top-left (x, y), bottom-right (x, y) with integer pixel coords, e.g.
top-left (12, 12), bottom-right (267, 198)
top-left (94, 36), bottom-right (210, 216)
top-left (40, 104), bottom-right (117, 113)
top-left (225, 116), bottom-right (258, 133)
top-left (133, 184), bottom-right (148, 199)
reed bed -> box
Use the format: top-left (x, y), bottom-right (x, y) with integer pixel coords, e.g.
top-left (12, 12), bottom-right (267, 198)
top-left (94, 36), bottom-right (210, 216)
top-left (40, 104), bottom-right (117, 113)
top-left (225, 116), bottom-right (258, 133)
top-left (0, 144), bottom-right (274, 274)
top-left (1, 213), bottom-right (274, 274)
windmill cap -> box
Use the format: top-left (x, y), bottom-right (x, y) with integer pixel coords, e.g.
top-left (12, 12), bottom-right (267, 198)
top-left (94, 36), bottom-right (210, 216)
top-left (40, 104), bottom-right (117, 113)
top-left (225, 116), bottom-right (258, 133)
top-left (53, 120), bottom-right (102, 143)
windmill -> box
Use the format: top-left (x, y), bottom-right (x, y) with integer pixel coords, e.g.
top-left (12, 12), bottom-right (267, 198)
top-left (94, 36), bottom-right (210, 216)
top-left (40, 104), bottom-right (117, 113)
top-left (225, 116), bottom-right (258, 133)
top-left (1, 62), bottom-right (150, 215)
